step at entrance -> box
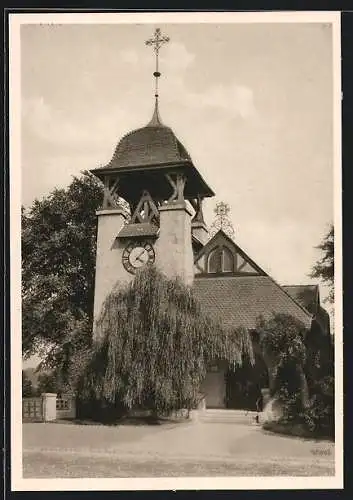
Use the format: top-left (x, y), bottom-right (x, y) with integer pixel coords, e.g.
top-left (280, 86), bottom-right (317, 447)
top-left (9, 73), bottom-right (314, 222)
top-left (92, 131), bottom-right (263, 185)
top-left (194, 409), bottom-right (258, 425)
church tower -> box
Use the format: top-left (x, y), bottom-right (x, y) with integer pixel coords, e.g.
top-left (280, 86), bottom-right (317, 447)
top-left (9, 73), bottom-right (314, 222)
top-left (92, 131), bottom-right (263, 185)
top-left (90, 29), bottom-right (214, 329)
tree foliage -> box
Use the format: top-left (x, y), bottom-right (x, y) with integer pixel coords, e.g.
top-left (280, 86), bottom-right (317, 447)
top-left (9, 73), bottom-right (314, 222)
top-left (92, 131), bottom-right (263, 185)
top-left (80, 266), bottom-right (253, 415)
top-left (301, 374), bottom-right (334, 436)
top-left (256, 312), bottom-right (309, 413)
top-left (257, 313), bottom-right (308, 375)
top-left (310, 224), bottom-right (334, 302)
top-left (36, 372), bottom-right (60, 395)
top-left (22, 172), bottom-right (104, 377)
top-left (22, 370), bottom-right (34, 397)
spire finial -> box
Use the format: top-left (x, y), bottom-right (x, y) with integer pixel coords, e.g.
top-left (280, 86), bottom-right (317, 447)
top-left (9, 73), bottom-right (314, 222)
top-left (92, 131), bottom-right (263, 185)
top-left (145, 28), bottom-right (170, 124)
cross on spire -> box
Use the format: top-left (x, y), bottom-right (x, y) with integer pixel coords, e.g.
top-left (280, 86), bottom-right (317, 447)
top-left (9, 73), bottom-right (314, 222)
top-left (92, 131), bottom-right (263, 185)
top-left (145, 28), bottom-right (170, 103)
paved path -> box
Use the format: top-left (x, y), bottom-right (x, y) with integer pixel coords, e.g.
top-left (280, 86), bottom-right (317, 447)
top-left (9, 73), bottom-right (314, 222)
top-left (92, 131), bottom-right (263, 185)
top-left (23, 421), bottom-right (335, 478)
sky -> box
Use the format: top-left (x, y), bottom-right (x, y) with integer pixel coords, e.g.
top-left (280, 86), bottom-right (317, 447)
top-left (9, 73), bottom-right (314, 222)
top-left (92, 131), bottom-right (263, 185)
top-left (21, 21), bottom-right (334, 300)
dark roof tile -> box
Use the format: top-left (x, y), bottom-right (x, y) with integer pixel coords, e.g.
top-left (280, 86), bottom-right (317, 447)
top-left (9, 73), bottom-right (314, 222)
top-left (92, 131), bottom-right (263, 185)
top-left (117, 222), bottom-right (159, 239)
top-left (193, 276), bottom-right (312, 330)
top-left (282, 285), bottom-right (318, 314)
top-left (107, 125), bottom-right (191, 170)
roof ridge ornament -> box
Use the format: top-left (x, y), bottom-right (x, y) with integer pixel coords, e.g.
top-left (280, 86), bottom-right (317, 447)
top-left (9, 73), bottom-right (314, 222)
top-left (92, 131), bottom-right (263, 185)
top-left (209, 201), bottom-right (235, 240)
top-left (145, 28), bottom-right (170, 126)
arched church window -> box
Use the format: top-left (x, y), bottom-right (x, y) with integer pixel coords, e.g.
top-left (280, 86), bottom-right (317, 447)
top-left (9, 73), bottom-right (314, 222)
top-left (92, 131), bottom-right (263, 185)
top-left (222, 246), bottom-right (234, 273)
top-left (207, 246), bottom-right (234, 274)
top-left (208, 248), bottom-right (222, 273)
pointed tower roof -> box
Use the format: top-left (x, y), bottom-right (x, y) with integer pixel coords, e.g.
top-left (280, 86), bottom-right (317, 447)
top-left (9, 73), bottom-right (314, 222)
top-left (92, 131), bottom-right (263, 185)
top-left (103, 96), bottom-right (192, 170)
top-left (147, 96), bottom-right (163, 127)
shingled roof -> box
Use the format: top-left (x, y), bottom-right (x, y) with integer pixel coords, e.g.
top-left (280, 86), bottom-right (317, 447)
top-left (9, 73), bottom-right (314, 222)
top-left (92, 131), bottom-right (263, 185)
top-left (193, 275), bottom-right (313, 330)
top-left (90, 102), bottom-right (215, 199)
top-left (107, 125), bottom-right (191, 170)
top-left (283, 284), bottom-right (331, 336)
top-left (102, 100), bottom-right (191, 170)
top-left (282, 285), bottom-right (319, 315)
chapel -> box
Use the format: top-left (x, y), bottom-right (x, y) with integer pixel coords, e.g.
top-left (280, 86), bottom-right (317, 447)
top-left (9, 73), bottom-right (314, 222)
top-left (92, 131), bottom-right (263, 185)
top-left (90, 29), bottom-right (332, 411)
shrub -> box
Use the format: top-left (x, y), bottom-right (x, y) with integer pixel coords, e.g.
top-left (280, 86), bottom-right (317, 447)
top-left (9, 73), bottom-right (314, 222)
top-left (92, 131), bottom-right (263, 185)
top-left (300, 375), bottom-right (334, 437)
top-left (276, 385), bottom-right (302, 423)
top-left (22, 371), bottom-right (35, 397)
top-left (274, 375), bottom-right (334, 439)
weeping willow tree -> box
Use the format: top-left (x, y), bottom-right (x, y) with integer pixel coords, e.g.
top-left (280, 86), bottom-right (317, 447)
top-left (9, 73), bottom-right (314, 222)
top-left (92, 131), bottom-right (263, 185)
top-left (80, 266), bottom-right (253, 416)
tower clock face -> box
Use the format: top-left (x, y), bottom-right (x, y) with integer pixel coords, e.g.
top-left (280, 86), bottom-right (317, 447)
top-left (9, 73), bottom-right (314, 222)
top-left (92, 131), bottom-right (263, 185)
top-left (122, 241), bottom-right (155, 274)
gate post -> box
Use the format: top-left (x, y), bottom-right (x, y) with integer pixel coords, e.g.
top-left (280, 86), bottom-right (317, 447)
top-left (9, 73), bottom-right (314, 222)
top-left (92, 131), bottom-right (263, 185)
top-left (261, 388), bottom-right (271, 408)
top-left (41, 393), bottom-right (57, 422)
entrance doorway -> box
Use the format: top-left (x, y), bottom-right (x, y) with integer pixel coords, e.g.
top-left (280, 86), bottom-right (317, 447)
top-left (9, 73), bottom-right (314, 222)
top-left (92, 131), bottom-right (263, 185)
top-left (226, 357), bottom-right (268, 410)
top-left (201, 367), bottom-right (226, 408)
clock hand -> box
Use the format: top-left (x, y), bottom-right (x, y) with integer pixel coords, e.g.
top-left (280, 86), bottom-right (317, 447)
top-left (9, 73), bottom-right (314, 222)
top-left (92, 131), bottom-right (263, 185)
top-left (135, 249), bottom-right (147, 261)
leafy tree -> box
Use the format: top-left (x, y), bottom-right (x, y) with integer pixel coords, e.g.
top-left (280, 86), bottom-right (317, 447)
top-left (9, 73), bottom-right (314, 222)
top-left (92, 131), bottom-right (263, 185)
top-left (79, 266), bottom-right (253, 416)
top-left (36, 372), bottom-right (60, 395)
top-left (256, 313), bottom-right (309, 407)
top-left (22, 172), bottom-right (104, 380)
top-left (22, 370), bottom-right (34, 397)
top-left (310, 224), bottom-right (334, 302)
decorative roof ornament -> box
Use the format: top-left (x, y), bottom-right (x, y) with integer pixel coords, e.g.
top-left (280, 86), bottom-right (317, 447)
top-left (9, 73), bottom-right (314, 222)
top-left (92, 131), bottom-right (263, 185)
top-left (209, 201), bottom-right (235, 240)
top-left (145, 28), bottom-right (170, 126)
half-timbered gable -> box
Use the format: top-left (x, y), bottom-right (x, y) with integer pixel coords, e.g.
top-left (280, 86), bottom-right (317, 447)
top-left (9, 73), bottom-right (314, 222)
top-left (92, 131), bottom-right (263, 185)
top-left (193, 229), bottom-right (314, 331)
top-left (194, 229), bottom-right (265, 277)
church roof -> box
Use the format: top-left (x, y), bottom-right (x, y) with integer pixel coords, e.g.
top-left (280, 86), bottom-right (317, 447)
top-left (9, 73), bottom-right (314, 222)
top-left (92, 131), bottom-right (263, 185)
top-left (283, 284), bottom-right (331, 336)
top-left (107, 123), bottom-right (191, 170)
top-left (193, 275), bottom-right (313, 331)
top-left (282, 285), bottom-right (319, 315)
top-left (103, 101), bottom-right (191, 171)
top-left (91, 100), bottom-right (215, 199)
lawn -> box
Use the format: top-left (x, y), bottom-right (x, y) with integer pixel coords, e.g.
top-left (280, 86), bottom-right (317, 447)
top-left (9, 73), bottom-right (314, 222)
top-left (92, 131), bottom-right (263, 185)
top-left (23, 449), bottom-right (334, 477)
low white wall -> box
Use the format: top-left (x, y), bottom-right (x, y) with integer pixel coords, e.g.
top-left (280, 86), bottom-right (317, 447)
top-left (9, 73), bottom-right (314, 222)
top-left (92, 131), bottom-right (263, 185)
top-left (56, 395), bottom-right (76, 419)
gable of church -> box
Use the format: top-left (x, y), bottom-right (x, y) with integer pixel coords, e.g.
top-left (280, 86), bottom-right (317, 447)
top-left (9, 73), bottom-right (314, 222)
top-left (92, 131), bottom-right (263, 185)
top-left (194, 229), bottom-right (266, 277)
top-left (193, 230), bottom-right (313, 331)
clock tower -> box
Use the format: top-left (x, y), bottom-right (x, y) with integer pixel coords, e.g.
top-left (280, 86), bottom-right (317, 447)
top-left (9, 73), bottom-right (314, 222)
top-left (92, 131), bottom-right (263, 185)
top-left (90, 29), bottom-right (214, 333)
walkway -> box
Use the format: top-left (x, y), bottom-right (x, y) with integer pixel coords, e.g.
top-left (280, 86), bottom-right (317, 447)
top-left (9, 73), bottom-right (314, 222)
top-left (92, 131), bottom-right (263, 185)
top-left (23, 421), bottom-right (335, 478)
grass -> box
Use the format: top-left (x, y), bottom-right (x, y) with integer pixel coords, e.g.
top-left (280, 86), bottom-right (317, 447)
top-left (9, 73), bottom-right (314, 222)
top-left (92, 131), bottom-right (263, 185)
top-left (47, 415), bottom-right (189, 426)
top-left (23, 449), bottom-right (335, 478)
top-left (263, 421), bottom-right (334, 441)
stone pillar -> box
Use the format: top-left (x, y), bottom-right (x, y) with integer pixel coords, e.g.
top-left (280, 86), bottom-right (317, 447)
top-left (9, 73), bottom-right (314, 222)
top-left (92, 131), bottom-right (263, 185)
top-left (191, 221), bottom-right (209, 247)
top-left (261, 388), bottom-right (271, 408)
top-left (93, 208), bottom-right (129, 334)
top-left (41, 393), bottom-right (57, 422)
top-left (197, 394), bottom-right (206, 411)
top-left (156, 201), bottom-right (194, 286)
